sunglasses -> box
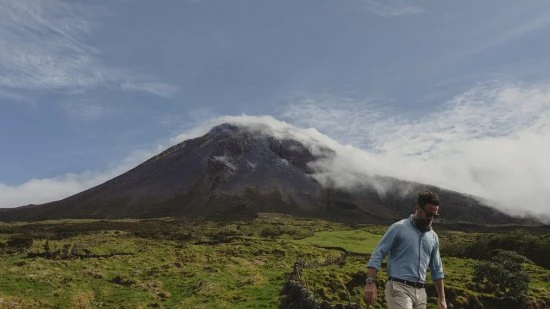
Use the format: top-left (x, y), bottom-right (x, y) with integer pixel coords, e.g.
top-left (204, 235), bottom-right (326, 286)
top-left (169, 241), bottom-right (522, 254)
top-left (422, 207), bottom-right (440, 218)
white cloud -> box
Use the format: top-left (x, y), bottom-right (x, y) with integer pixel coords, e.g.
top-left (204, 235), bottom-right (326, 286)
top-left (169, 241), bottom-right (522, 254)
top-left (281, 94), bottom-right (390, 149)
top-left (0, 0), bottom-right (175, 98)
top-left (0, 174), bottom-right (102, 208)
top-left (0, 0), bottom-right (102, 90)
top-left (0, 144), bottom-right (169, 208)
top-left (363, 0), bottom-right (425, 17)
top-left (279, 82), bottom-right (550, 219)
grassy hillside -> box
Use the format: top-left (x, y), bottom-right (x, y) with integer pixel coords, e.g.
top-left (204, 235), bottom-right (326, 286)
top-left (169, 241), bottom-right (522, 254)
top-left (0, 214), bottom-right (548, 308)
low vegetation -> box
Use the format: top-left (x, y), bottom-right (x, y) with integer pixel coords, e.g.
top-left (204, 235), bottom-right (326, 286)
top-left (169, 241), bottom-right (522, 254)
top-left (0, 214), bottom-right (548, 308)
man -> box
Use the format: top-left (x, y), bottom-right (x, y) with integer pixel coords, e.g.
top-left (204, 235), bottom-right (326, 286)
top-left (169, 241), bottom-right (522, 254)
top-left (364, 191), bottom-right (447, 309)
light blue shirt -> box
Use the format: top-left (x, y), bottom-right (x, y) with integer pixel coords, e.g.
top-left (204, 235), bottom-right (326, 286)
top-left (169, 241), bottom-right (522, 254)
top-left (367, 215), bottom-right (444, 283)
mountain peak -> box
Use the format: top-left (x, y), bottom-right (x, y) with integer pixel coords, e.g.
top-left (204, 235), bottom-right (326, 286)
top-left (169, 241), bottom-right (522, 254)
top-left (207, 123), bottom-right (244, 137)
top-left (0, 122), bottom-right (535, 225)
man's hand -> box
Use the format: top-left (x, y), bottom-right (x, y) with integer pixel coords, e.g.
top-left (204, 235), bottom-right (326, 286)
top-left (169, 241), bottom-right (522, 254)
top-left (363, 282), bottom-right (377, 305)
top-left (438, 298), bottom-right (447, 309)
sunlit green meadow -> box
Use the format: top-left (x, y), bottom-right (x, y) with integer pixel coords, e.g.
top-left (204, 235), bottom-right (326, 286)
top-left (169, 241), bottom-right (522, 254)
top-left (0, 214), bottom-right (548, 308)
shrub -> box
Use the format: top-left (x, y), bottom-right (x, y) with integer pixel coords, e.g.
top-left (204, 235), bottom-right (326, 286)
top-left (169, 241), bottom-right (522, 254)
top-left (473, 254), bottom-right (530, 298)
top-left (490, 249), bottom-right (534, 265)
top-left (112, 275), bottom-right (137, 286)
top-left (260, 225), bottom-right (283, 238)
top-left (464, 236), bottom-right (491, 259)
top-left (6, 236), bottom-right (34, 251)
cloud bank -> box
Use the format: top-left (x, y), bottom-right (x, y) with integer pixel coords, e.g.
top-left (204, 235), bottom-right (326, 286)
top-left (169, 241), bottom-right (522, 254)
top-left (0, 147), bottom-right (165, 208)
top-left (281, 82), bottom-right (550, 219)
top-left (1, 82), bottom-right (550, 221)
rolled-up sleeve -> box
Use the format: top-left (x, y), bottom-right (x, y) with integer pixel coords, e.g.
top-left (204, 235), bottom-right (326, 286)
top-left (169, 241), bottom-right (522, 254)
top-left (429, 234), bottom-right (445, 280)
top-left (367, 223), bottom-right (400, 270)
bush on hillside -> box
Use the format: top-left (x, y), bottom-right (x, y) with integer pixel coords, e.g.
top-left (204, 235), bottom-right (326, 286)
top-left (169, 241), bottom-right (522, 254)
top-left (6, 236), bottom-right (34, 252)
top-left (490, 249), bottom-right (534, 265)
top-left (472, 253), bottom-right (530, 299)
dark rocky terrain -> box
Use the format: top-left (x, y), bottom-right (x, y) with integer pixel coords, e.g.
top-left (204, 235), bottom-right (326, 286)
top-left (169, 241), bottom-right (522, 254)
top-left (0, 123), bottom-right (532, 225)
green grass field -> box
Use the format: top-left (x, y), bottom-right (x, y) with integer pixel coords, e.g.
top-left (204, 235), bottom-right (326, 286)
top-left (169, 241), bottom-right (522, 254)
top-left (0, 214), bottom-right (548, 308)
top-left (294, 229), bottom-right (382, 254)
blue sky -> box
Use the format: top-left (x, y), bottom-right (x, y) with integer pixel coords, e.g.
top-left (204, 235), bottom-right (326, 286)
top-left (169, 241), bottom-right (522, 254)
top-left (1, 0), bottom-right (550, 219)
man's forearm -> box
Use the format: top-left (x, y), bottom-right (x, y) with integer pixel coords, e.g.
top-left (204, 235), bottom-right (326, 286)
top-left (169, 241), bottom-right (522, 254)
top-left (434, 279), bottom-right (446, 300)
top-left (364, 267), bottom-right (379, 305)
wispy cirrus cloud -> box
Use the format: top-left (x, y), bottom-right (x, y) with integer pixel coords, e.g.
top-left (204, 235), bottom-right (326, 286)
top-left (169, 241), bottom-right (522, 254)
top-left (280, 94), bottom-right (391, 148)
top-left (362, 0), bottom-right (425, 17)
top-left (0, 0), bottom-right (103, 90)
top-left (455, 7), bottom-right (550, 58)
top-left (59, 98), bottom-right (114, 121)
top-left (0, 0), bottom-right (176, 98)
top-left (120, 81), bottom-right (178, 98)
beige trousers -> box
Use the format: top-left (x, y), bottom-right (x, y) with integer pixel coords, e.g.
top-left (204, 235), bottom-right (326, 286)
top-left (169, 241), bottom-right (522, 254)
top-left (385, 280), bottom-right (427, 309)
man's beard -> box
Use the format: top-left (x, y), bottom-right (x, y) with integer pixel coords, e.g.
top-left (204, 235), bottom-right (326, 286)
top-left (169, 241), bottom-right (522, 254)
top-left (413, 216), bottom-right (432, 232)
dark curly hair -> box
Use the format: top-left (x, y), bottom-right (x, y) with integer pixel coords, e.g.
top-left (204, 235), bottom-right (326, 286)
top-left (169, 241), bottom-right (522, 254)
top-left (417, 191), bottom-right (440, 208)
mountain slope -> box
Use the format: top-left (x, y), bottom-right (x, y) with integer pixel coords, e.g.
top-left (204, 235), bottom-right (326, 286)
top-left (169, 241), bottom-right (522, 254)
top-left (0, 123), bottom-right (529, 224)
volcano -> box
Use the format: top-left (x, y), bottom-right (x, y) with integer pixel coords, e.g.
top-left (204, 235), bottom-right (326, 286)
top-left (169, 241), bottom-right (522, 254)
top-left (0, 123), bottom-right (529, 224)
